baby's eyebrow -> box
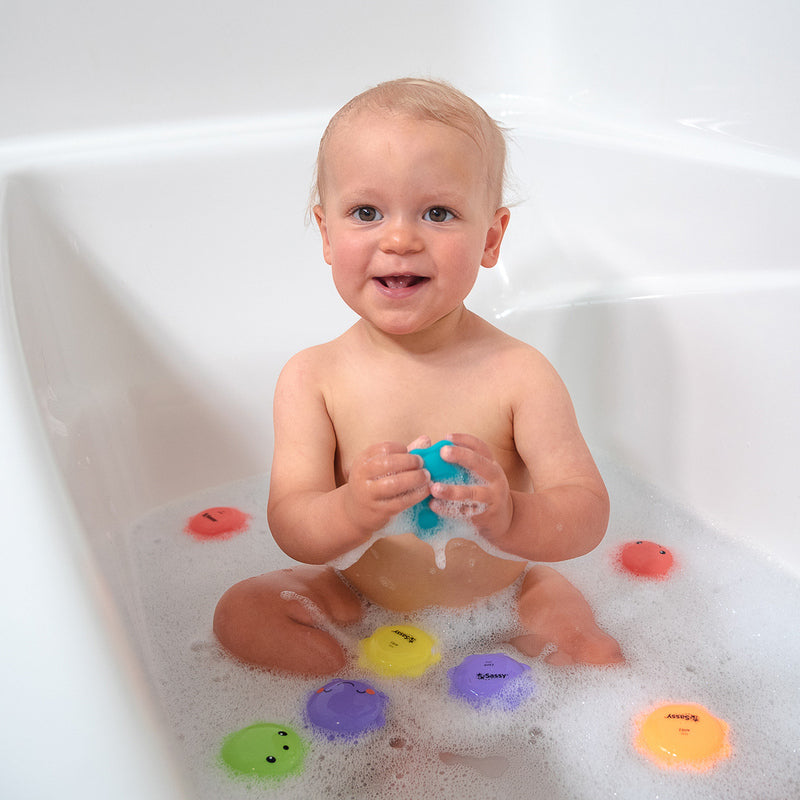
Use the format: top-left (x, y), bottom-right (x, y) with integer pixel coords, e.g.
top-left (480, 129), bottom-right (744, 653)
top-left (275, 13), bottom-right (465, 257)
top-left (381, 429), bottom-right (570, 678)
top-left (418, 187), bottom-right (472, 207)
top-left (339, 188), bottom-right (382, 204)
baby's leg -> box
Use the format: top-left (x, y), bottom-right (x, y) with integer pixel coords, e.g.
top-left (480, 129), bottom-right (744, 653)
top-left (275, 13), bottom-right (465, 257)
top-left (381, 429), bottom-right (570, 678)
top-left (213, 565), bottom-right (363, 676)
top-left (510, 565), bottom-right (624, 666)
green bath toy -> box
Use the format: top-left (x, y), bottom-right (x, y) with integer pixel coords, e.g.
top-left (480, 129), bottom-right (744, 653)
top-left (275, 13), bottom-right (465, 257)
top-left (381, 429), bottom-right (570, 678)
top-left (220, 722), bottom-right (306, 779)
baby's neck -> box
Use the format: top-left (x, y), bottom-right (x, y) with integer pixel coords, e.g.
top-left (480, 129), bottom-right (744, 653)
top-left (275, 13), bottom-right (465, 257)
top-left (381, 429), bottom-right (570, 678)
top-left (358, 305), bottom-right (480, 357)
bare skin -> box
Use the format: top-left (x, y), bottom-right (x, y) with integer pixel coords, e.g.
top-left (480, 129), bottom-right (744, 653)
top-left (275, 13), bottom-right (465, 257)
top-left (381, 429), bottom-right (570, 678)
top-left (213, 108), bottom-right (623, 674)
top-left (511, 565), bottom-right (624, 665)
top-left (214, 566), bottom-right (363, 675)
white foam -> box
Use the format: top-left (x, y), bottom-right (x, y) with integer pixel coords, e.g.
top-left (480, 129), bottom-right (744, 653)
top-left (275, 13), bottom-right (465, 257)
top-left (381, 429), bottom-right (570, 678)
top-left (331, 497), bottom-right (499, 572)
top-left (124, 454), bottom-right (800, 799)
top-left (278, 591), bottom-right (360, 653)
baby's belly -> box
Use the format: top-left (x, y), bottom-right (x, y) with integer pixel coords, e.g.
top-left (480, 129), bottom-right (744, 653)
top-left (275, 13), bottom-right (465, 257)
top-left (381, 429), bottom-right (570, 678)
top-left (341, 534), bottom-right (527, 612)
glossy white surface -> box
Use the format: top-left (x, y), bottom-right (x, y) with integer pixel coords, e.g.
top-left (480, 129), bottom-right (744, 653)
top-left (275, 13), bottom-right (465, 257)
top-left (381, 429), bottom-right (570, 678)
top-left (1, 2), bottom-right (798, 797)
top-left (3, 0), bottom-right (800, 157)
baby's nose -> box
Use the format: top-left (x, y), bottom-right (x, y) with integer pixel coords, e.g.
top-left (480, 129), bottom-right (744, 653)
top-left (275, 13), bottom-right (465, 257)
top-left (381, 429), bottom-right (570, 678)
top-left (380, 218), bottom-right (423, 255)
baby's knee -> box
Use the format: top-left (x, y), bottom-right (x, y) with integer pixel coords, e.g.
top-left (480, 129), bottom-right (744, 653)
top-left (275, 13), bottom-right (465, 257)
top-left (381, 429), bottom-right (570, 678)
top-left (213, 576), bottom-right (264, 643)
top-left (213, 568), bottom-right (356, 675)
top-left (213, 576), bottom-right (265, 661)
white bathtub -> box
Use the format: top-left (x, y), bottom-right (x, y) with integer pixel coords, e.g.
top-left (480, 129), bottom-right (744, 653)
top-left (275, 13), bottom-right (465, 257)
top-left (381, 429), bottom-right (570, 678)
top-left (2, 2), bottom-right (799, 798)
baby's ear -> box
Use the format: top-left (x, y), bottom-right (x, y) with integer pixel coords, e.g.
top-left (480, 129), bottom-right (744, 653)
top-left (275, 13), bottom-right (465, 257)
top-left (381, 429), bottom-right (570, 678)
top-left (313, 205), bottom-right (333, 265)
top-left (481, 207), bottom-right (511, 268)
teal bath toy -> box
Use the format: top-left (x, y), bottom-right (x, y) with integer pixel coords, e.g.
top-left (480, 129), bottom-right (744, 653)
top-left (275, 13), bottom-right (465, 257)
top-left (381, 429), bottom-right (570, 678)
top-left (409, 439), bottom-right (472, 538)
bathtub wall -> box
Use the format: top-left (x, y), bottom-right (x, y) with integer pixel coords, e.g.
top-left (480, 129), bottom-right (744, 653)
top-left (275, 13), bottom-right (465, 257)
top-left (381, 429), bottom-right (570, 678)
top-left (3, 0), bottom-right (800, 157)
top-left (7, 0), bottom-right (798, 565)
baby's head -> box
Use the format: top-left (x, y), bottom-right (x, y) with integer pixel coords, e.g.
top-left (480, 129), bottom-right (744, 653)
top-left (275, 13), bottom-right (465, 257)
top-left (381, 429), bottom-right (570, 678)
top-left (313, 78), bottom-right (508, 213)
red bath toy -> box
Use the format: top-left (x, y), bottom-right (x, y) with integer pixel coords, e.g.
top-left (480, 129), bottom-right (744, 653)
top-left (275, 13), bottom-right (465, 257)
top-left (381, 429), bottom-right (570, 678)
top-left (186, 506), bottom-right (250, 540)
top-left (616, 540), bottom-right (675, 579)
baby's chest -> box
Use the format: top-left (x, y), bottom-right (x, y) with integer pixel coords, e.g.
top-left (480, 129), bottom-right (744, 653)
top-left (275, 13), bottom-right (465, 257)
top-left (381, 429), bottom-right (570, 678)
top-left (333, 386), bottom-right (523, 484)
top-left (339, 378), bottom-right (506, 438)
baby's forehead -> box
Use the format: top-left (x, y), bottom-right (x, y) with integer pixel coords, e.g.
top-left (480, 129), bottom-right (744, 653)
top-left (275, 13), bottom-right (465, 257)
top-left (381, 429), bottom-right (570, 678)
top-left (317, 107), bottom-right (503, 208)
top-left (325, 110), bottom-right (490, 173)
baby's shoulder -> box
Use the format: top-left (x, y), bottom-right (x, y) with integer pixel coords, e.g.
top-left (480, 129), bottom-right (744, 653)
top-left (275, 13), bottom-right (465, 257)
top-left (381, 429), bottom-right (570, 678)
top-left (481, 322), bottom-right (556, 370)
top-left (475, 324), bottom-right (568, 403)
top-left (280, 340), bottom-right (336, 378)
top-left (277, 334), bottom-right (353, 395)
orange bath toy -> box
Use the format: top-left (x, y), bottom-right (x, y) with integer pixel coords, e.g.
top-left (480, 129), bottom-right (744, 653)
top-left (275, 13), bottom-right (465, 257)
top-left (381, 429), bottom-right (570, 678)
top-left (634, 703), bottom-right (731, 771)
top-left (617, 540), bottom-right (675, 578)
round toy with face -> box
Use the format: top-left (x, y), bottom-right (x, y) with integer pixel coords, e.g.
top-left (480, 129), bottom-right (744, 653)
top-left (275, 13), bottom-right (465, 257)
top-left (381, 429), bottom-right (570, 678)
top-left (306, 679), bottom-right (389, 738)
top-left (220, 722), bottom-right (306, 778)
top-left (616, 540), bottom-right (675, 579)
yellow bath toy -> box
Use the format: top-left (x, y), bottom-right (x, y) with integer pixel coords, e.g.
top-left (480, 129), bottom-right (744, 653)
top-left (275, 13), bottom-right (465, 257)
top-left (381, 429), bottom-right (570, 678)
top-left (634, 703), bottom-right (731, 771)
top-left (359, 624), bottom-right (440, 677)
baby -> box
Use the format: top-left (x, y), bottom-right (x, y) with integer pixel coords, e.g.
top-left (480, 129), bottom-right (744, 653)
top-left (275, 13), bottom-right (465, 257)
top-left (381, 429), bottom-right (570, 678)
top-left (214, 78), bottom-right (623, 675)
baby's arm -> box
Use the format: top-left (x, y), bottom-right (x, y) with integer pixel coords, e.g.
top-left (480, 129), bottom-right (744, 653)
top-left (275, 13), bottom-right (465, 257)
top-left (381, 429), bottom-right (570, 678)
top-left (430, 354), bottom-right (609, 563)
top-left (267, 350), bottom-right (430, 564)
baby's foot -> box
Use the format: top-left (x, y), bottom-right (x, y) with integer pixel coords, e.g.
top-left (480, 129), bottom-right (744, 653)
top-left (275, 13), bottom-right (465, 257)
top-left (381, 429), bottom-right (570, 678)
top-left (511, 628), bottom-right (623, 665)
top-left (511, 565), bottom-right (624, 666)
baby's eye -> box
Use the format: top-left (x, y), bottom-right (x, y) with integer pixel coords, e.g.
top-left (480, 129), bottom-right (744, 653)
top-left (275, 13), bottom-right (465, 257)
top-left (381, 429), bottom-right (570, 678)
top-left (423, 207), bottom-right (455, 223)
top-left (351, 206), bottom-right (382, 222)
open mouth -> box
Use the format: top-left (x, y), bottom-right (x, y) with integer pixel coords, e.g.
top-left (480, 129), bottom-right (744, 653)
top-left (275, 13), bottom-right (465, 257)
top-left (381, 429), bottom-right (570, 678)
top-left (375, 275), bottom-right (429, 289)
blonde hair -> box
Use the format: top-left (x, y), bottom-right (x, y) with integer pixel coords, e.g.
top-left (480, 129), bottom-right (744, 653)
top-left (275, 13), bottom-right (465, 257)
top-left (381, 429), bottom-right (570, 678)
top-left (312, 77), bottom-right (508, 210)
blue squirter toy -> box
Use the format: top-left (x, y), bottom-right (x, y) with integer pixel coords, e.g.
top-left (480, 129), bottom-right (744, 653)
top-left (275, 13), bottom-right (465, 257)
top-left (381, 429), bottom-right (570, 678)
top-left (408, 439), bottom-right (472, 538)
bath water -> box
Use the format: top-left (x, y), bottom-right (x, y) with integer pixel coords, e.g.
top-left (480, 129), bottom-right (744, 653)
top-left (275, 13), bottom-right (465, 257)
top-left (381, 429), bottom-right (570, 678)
top-left (124, 455), bottom-right (800, 799)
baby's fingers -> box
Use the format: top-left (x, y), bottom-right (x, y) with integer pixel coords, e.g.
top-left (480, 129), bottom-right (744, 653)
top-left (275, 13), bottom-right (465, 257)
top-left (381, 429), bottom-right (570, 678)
top-left (345, 445), bottom-right (430, 533)
top-left (406, 434), bottom-right (431, 452)
top-left (429, 480), bottom-right (488, 512)
top-left (357, 442), bottom-right (425, 480)
top-left (370, 467), bottom-right (430, 503)
top-left (440, 439), bottom-right (500, 484)
top-left (446, 432), bottom-right (494, 458)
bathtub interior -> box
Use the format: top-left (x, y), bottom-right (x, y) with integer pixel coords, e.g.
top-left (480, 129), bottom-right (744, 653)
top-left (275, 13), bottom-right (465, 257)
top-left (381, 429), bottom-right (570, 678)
top-left (3, 108), bottom-right (800, 797)
top-left (7, 117), bottom-right (800, 574)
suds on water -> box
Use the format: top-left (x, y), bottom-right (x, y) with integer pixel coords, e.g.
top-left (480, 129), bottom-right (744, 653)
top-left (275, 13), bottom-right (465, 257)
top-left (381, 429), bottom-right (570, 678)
top-left (124, 454), bottom-right (800, 799)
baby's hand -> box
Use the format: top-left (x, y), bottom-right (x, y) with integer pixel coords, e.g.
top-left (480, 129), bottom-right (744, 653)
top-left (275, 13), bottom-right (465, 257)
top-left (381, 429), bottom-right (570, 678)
top-left (428, 433), bottom-right (513, 542)
top-left (344, 441), bottom-right (431, 535)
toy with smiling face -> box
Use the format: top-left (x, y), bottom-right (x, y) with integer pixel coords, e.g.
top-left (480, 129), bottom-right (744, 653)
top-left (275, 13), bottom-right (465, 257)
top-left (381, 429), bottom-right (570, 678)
top-left (306, 678), bottom-right (389, 738)
top-left (220, 722), bottom-right (306, 778)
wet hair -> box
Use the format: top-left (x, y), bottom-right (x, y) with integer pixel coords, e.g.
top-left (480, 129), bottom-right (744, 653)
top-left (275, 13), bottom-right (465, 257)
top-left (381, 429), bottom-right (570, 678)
top-left (312, 77), bottom-right (508, 210)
